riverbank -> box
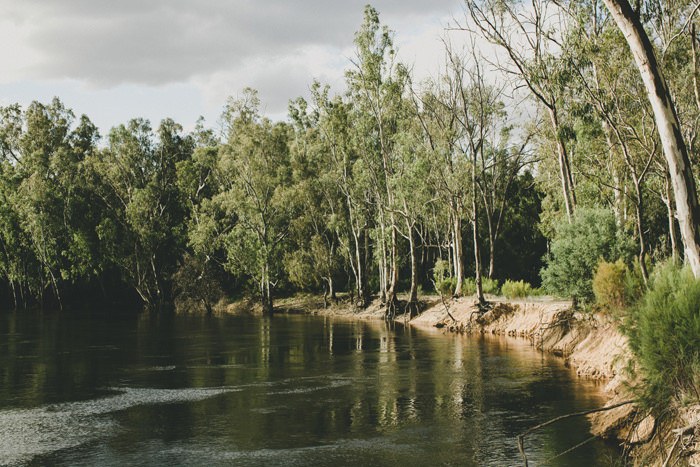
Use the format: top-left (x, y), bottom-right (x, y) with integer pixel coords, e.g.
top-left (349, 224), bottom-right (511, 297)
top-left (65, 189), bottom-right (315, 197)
top-left (249, 293), bottom-right (698, 465)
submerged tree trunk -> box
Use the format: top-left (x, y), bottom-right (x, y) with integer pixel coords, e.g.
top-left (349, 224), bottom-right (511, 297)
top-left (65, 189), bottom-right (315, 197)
top-left (603, 0), bottom-right (700, 278)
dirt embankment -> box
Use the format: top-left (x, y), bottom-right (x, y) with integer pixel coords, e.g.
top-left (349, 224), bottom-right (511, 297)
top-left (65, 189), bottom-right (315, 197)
top-left (410, 296), bottom-right (699, 466)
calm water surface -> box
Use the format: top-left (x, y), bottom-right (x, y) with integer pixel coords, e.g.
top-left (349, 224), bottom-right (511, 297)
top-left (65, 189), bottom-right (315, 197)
top-left (0, 312), bottom-right (619, 466)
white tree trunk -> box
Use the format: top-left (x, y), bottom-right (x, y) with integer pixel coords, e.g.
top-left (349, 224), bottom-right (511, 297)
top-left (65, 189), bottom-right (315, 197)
top-left (603, 0), bottom-right (700, 278)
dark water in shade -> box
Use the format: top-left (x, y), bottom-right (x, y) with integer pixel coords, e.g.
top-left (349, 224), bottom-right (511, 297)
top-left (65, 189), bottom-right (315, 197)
top-left (0, 312), bottom-right (620, 466)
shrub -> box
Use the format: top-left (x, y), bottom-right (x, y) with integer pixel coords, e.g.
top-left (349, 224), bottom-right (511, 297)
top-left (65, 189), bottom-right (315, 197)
top-left (540, 208), bottom-right (632, 303)
top-left (461, 277), bottom-right (476, 296)
top-left (458, 277), bottom-right (499, 296)
top-left (502, 280), bottom-right (533, 299)
top-left (625, 262), bottom-right (700, 409)
top-left (433, 259), bottom-right (455, 296)
top-left (624, 258), bottom-right (648, 307)
top-left (482, 277), bottom-right (500, 295)
top-left (592, 259), bottom-right (628, 309)
top-left (437, 277), bottom-right (457, 296)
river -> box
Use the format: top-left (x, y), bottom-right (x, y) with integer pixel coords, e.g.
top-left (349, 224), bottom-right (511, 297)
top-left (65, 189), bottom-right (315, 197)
top-left (0, 312), bottom-right (619, 466)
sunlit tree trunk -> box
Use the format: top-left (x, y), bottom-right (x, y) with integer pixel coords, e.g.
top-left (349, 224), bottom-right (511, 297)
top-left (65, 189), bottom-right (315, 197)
top-left (603, 0), bottom-right (700, 278)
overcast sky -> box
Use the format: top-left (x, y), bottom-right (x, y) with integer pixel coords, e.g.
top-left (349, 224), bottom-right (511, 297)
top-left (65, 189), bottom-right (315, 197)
top-left (0, 0), bottom-right (473, 134)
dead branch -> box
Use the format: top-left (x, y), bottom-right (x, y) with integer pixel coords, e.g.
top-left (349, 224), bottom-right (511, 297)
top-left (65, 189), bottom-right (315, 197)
top-left (517, 399), bottom-right (636, 466)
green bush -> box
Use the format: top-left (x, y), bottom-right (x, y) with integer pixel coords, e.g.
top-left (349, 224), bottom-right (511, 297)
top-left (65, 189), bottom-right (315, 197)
top-left (624, 258), bottom-right (648, 307)
top-left (482, 277), bottom-right (500, 295)
top-left (458, 277), bottom-right (499, 296)
top-left (461, 277), bottom-right (476, 296)
top-left (437, 277), bottom-right (457, 296)
top-left (502, 280), bottom-right (533, 299)
top-left (540, 208), bottom-right (632, 303)
top-left (592, 259), bottom-right (628, 309)
top-left (625, 262), bottom-right (700, 409)
top-left (433, 259), bottom-right (455, 296)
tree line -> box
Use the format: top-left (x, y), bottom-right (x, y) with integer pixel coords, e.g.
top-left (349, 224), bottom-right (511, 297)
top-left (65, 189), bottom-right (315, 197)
top-left (0, 1), bottom-right (698, 315)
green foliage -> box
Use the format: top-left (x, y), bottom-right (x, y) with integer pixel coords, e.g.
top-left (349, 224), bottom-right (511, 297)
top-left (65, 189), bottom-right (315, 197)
top-left (592, 259), bottom-right (628, 310)
top-left (172, 254), bottom-right (224, 314)
top-left (482, 277), bottom-right (500, 295)
top-left (501, 280), bottom-right (534, 299)
top-left (541, 208), bottom-right (632, 303)
top-left (461, 277), bottom-right (476, 296)
top-left (625, 263), bottom-right (700, 409)
top-left (624, 259), bottom-right (648, 307)
top-left (433, 259), bottom-right (455, 296)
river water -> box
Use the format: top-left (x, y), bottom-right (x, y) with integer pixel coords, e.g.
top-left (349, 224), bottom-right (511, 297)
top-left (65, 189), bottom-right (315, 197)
top-left (0, 312), bottom-right (619, 466)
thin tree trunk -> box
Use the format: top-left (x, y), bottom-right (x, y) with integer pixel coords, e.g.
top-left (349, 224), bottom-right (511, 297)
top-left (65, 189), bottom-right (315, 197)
top-left (633, 188), bottom-right (649, 284)
top-left (692, 24), bottom-right (700, 112)
top-left (407, 222), bottom-right (418, 304)
top-left (663, 173), bottom-right (681, 262)
top-left (453, 213), bottom-right (464, 296)
top-left (603, 0), bottom-right (700, 278)
top-left (379, 215), bottom-right (388, 304)
top-left (472, 160), bottom-right (485, 306)
top-left (548, 107), bottom-right (576, 221)
top-left (386, 216), bottom-right (399, 318)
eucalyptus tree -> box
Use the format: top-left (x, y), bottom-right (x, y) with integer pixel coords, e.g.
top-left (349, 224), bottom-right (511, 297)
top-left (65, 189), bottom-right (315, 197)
top-left (91, 117), bottom-right (191, 309)
top-left (562, 20), bottom-right (661, 282)
top-left (346, 5), bottom-right (410, 316)
top-left (216, 89), bottom-right (295, 314)
top-left (391, 108), bottom-right (436, 315)
top-left (286, 95), bottom-right (346, 306)
top-left (0, 99), bottom-right (103, 309)
top-left (309, 85), bottom-right (372, 307)
top-left (441, 49), bottom-right (507, 306)
top-left (478, 131), bottom-right (535, 279)
top-left (601, 0), bottom-right (700, 277)
top-left (465, 0), bottom-right (578, 221)
top-left (413, 76), bottom-right (470, 297)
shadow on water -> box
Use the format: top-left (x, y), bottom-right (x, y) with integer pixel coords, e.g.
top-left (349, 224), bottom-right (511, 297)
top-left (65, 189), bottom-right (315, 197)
top-left (0, 312), bottom-right (621, 466)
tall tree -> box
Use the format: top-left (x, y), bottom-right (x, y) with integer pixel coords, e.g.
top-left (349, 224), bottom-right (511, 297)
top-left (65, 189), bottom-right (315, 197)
top-left (346, 5), bottom-right (409, 317)
top-left (216, 89), bottom-right (295, 314)
top-left (602, 0), bottom-right (700, 277)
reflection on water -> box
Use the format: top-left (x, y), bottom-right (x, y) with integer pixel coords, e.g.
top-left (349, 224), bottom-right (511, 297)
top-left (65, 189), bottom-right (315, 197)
top-left (0, 312), bottom-right (619, 466)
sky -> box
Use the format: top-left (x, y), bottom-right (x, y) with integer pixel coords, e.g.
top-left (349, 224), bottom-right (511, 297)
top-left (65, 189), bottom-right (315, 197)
top-left (0, 0), bottom-right (473, 135)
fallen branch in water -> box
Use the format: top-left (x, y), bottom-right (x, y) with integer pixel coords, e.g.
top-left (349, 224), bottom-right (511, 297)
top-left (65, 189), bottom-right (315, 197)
top-left (517, 399), bottom-right (636, 466)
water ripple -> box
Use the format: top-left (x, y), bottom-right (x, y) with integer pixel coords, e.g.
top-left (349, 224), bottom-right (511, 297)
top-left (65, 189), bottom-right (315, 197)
top-left (0, 386), bottom-right (237, 466)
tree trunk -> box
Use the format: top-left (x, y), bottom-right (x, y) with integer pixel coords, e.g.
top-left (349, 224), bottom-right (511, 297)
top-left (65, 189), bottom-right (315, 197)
top-left (378, 215), bottom-right (388, 304)
top-left (453, 213), bottom-right (464, 297)
top-left (603, 0), bottom-right (700, 278)
top-left (633, 188), bottom-right (649, 284)
top-left (261, 262), bottom-right (273, 315)
top-left (663, 172), bottom-right (681, 262)
top-left (405, 221), bottom-right (420, 318)
top-left (483, 205), bottom-right (495, 279)
top-left (472, 162), bottom-right (485, 306)
top-left (385, 216), bottom-right (399, 319)
top-left (407, 223), bottom-right (418, 304)
top-left (548, 107), bottom-right (576, 221)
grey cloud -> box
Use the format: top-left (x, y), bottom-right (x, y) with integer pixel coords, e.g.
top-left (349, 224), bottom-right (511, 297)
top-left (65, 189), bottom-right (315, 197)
top-left (12, 0), bottom-right (457, 86)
